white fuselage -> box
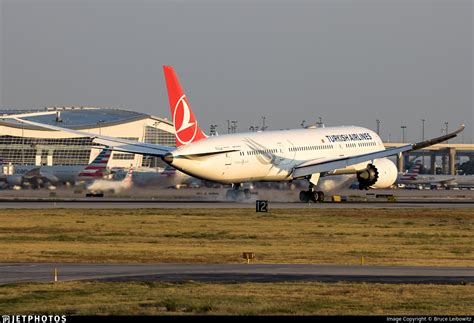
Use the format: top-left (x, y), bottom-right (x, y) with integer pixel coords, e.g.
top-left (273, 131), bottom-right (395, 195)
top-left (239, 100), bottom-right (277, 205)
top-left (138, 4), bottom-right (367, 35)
top-left (112, 167), bottom-right (194, 188)
top-left (169, 126), bottom-right (385, 184)
top-left (14, 165), bottom-right (86, 183)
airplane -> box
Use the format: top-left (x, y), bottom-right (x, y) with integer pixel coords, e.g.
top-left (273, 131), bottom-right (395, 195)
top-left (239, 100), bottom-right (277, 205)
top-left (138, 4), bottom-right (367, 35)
top-left (1, 147), bottom-right (112, 188)
top-left (126, 165), bottom-right (199, 189)
top-left (9, 66), bottom-right (465, 202)
top-left (397, 160), bottom-right (423, 186)
top-left (86, 164), bottom-right (134, 193)
top-left (398, 160), bottom-right (474, 189)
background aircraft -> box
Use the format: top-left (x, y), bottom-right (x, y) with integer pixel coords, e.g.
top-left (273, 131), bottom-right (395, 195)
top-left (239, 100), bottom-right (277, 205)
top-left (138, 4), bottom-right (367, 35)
top-left (398, 160), bottom-right (474, 189)
top-left (124, 166), bottom-right (198, 189)
top-left (0, 147), bottom-right (112, 189)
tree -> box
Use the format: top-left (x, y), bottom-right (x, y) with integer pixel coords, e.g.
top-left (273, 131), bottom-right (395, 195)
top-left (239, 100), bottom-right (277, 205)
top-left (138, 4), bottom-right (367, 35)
top-left (459, 160), bottom-right (474, 175)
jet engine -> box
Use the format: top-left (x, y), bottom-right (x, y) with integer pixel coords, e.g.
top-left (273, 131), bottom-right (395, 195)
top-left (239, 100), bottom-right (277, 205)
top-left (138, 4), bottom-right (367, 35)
top-left (357, 158), bottom-right (398, 190)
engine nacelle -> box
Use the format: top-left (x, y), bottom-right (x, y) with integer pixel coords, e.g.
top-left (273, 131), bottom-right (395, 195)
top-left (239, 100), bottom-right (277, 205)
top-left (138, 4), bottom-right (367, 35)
top-left (357, 158), bottom-right (398, 189)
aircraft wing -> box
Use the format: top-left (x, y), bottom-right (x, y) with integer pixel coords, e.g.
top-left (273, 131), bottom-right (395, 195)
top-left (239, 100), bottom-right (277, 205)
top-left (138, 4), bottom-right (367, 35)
top-left (293, 124), bottom-right (465, 178)
top-left (437, 179), bottom-right (457, 185)
top-left (10, 117), bottom-right (174, 157)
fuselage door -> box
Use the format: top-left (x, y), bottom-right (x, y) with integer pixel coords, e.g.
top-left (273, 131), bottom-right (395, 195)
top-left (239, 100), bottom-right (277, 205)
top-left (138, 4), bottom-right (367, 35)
top-left (276, 142), bottom-right (294, 165)
top-left (225, 153), bottom-right (232, 166)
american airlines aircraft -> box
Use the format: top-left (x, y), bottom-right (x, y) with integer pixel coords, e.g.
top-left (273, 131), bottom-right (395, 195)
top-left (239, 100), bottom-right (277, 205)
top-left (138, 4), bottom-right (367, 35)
top-left (10, 66), bottom-right (465, 202)
top-left (398, 160), bottom-right (474, 189)
top-left (4, 147), bottom-right (112, 188)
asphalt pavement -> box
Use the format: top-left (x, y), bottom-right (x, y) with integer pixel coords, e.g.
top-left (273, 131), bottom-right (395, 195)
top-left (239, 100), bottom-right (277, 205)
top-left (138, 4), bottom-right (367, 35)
top-left (1, 263), bottom-right (472, 285)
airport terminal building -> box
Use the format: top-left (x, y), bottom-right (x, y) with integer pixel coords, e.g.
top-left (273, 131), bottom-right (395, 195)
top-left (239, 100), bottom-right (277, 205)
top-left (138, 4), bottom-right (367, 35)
top-left (0, 107), bottom-right (175, 169)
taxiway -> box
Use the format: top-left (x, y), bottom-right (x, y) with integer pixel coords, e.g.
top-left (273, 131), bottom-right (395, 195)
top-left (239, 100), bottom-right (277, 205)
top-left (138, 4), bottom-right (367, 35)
top-left (1, 263), bottom-right (472, 285)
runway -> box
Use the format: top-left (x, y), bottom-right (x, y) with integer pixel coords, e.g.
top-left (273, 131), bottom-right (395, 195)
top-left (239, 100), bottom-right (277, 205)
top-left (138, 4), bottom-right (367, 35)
top-left (0, 199), bottom-right (473, 209)
top-left (1, 263), bottom-right (472, 285)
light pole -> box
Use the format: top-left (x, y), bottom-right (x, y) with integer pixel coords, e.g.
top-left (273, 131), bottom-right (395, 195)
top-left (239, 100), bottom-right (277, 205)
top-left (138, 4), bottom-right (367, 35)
top-left (261, 116), bottom-right (267, 131)
top-left (444, 122), bottom-right (449, 143)
top-left (316, 117), bottom-right (323, 128)
top-left (401, 126), bottom-right (406, 143)
top-left (209, 124), bottom-right (218, 136)
top-left (421, 119), bottom-right (425, 141)
top-left (231, 120), bottom-right (237, 133)
top-left (21, 126), bottom-right (24, 165)
top-left (376, 119), bottom-right (380, 136)
top-left (97, 120), bottom-right (105, 135)
top-left (421, 119), bottom-right (425, 168)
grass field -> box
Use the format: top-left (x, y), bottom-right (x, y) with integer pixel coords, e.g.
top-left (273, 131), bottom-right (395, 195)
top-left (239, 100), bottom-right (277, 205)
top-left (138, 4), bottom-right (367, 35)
top-left (1, 207), bottom-right (473, 315)
top-left (0, 208), bottom-right (472, 266)
top-left (1, 281), bottom-right (472, 315)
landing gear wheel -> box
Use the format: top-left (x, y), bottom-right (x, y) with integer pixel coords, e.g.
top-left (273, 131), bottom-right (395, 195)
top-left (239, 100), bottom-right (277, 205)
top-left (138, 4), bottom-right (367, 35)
top-left (316, 191), bottom-right (325, 202)
top-left (236, 190), bottom-right (246, 201)
top-left (226, 189), bottom-right (236, 201)
top-left (299, 190), bottom-right (325, 203)
top-left (299, 191), bottom-right (310, 202)
top-left (243, 189), bottom-right (251, 200)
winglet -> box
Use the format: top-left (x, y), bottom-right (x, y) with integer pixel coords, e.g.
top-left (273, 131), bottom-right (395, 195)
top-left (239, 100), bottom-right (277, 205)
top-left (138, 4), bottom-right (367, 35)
top-left (412, 124), bottom-right (465, 150)
top-left (163, 66), bottom-right (207, 147)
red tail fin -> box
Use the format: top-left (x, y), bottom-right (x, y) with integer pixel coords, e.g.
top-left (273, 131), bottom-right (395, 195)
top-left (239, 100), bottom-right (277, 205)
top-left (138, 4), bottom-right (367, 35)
top-left (163, 65), bottom-right (206, 147)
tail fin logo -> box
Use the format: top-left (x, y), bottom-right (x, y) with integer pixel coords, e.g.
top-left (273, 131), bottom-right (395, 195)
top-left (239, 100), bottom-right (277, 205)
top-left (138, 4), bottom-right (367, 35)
top-left (174, 95), bottom-right (198, 145)
top-left (163, 65), bottom-right (207, 147)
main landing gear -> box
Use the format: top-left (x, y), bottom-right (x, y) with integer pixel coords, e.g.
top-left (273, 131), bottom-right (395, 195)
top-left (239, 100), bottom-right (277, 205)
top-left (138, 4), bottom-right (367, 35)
top-left (226, 183), bottom-right (251, 201)
top-left (299, 174), bottom-right (325, 203)
top-left (299, 189), bottom-right (325, 203)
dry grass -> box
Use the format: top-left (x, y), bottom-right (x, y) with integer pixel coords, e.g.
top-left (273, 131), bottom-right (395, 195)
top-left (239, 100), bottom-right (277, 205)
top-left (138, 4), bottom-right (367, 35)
top-left (0, 281), bottom-right (472, 315)
top-left (0, 208), bottom-right (472, 266)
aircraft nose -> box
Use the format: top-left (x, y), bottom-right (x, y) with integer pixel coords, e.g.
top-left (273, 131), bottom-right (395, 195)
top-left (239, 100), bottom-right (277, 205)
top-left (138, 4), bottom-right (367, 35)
top-left (162, 152), bottom-right (174, 164)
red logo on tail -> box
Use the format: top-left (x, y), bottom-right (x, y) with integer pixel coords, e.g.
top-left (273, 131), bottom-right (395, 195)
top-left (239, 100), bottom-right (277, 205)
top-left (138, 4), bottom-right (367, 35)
top-left (163, 66), bottom-right (206, 147)
top-left (174, 95), bottom-right (199, 145)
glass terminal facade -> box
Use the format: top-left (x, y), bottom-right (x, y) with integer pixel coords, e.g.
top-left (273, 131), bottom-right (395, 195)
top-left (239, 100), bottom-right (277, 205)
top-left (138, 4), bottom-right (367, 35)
top-left (0, 135), bottom-right (93, 165)
top-left (144, 126), bottom-right (175, 146)
top-left (0, 130), bottom-right (175, 166)
top-left (0, 109), bottom-right (176, 167)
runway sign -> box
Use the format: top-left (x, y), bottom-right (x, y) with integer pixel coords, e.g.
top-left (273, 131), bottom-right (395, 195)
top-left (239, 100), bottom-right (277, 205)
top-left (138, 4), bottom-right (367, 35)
top-left (256, 200), bottom-right (268, 212)
top-left (243, 252), bottom-right (255, 264)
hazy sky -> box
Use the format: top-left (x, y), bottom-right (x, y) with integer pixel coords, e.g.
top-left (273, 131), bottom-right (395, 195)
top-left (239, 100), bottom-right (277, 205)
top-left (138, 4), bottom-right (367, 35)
top-left (1, 0), bottom-right (472, 143)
